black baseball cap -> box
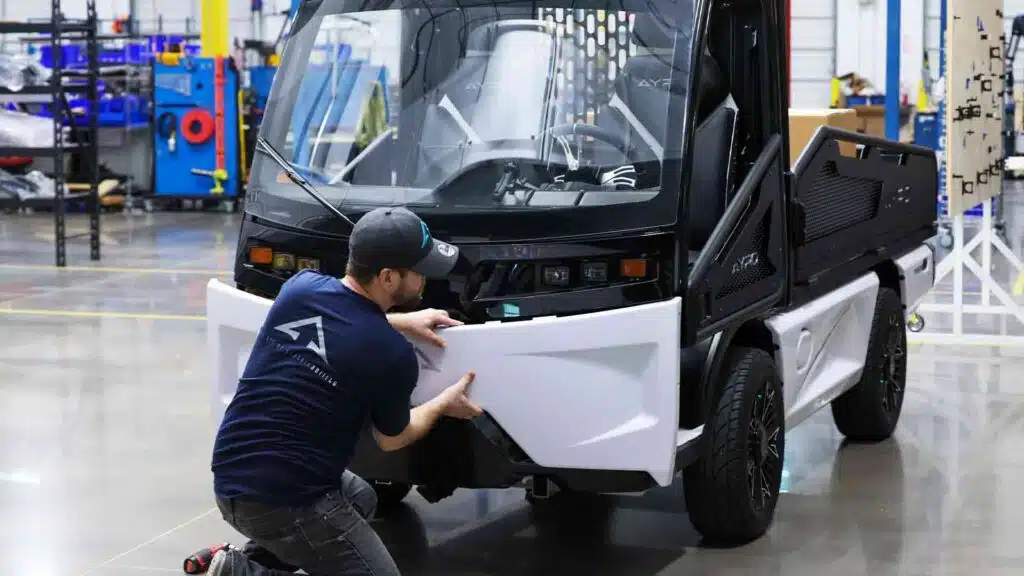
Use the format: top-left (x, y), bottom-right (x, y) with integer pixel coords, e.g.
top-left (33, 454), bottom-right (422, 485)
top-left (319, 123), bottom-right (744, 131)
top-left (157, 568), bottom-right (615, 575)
top-left (347, 207), bottom-right (460, 278)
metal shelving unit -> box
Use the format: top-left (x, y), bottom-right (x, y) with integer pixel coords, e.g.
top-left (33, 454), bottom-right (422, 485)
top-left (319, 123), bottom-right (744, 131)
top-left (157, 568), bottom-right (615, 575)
top-left (0, 0), bottom-right (100, 267)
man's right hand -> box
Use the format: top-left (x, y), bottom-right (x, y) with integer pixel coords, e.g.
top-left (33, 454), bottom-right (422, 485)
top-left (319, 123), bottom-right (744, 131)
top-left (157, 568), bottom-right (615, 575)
top-left (439, 371), bottom-right (483, 419)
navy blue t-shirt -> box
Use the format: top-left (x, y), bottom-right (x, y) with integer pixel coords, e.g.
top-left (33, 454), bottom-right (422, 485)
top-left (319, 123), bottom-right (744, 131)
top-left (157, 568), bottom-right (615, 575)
top-left (211, 270), bottom-right (418, 506)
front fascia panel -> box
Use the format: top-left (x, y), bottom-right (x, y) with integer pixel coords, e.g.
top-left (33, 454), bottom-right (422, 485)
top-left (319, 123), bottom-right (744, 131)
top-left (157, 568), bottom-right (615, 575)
top-left (207, 279), bottom-right (683, 486)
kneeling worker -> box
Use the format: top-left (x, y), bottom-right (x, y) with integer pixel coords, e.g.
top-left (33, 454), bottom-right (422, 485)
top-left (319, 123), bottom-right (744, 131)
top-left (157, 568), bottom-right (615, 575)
top-left (202, 207), bottom-right (481, 575)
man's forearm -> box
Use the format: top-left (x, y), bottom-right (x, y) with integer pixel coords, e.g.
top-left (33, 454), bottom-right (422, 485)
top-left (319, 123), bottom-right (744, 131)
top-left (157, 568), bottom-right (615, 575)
top-left (374, 395), bottom-right (447, 452)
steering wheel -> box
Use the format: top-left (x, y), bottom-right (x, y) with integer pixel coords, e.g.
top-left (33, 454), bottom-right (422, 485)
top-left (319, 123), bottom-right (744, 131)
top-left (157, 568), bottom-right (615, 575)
top-left (542, 123), bottom-right (632, 156)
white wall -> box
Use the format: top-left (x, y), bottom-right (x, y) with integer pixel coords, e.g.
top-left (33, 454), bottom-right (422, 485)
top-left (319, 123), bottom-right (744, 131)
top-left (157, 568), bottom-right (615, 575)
top-left (835, 0), bottom-right (926, 104)
top-left (790, 0), bottom-right (837, 107)
top-left (925, 0), bottom-right (1024, 87)
top-left (833, 0), bottom-right (1024, 105)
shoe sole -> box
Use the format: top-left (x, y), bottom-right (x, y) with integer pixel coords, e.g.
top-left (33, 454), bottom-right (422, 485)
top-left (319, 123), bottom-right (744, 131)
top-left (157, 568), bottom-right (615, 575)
top-left (206, 550), bottom-right (227, 576)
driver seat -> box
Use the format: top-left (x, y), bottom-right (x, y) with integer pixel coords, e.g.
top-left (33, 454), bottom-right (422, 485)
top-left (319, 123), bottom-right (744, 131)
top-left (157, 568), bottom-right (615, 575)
top-left (608, 13), bottom-right (738, 252)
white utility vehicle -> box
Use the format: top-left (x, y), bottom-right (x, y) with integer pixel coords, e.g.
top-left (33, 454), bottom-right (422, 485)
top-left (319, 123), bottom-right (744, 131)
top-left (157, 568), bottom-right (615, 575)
top-left (208, 0), bottom-right (937, 544)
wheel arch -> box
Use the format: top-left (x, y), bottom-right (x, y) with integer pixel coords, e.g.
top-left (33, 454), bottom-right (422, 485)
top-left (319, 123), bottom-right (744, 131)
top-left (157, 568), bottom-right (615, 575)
top-left (872, 259), bottom-right (903, 300)
top-left (699, 319), bottom-right (779, 422)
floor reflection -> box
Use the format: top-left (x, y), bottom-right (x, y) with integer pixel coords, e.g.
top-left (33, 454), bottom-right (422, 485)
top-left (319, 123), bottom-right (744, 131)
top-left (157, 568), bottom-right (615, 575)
top-left (362, 432), bottom-right (913, 575)
top-left (375, 488), bottom-right (685, 575)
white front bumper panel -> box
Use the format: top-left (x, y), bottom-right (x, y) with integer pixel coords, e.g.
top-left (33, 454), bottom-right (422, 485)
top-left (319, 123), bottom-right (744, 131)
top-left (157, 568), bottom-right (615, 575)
top-left (206, 279), bottom-right (683, 486)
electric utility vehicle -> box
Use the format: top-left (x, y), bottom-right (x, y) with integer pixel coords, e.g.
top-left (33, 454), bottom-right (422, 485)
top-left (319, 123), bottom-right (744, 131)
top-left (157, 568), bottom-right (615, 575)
top-left (206, 0), bottom-right (938, 544)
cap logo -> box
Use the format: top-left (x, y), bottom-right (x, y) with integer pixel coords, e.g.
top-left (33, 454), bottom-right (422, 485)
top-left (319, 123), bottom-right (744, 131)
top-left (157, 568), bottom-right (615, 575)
top-left (437, 242), bottom-right (457, 257)
top-left (420, 221), bottom-right (431, 248)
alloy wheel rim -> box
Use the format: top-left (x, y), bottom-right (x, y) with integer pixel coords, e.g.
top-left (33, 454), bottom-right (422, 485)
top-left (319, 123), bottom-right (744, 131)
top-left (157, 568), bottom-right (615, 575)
top-left (747, 381), bottom-right (781, 512)
top-left (881, 313), bottom-right (907, 415)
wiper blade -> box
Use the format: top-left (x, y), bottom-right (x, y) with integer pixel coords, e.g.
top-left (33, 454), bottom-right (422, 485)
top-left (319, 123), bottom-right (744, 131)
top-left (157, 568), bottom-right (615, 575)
top-left (255, 137), bottom-right (356, 228)
top-left (327, 126), bottom-right (396, 185)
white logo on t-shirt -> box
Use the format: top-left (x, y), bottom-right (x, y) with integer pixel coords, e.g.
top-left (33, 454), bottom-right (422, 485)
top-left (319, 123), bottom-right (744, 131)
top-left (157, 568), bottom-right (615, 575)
top-left (274, 316), bottom-right (329, 365)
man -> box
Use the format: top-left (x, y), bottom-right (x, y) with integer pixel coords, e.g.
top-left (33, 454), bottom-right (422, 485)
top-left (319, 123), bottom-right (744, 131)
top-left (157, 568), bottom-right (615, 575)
top-left (203, 207), bottom-right (482, 575)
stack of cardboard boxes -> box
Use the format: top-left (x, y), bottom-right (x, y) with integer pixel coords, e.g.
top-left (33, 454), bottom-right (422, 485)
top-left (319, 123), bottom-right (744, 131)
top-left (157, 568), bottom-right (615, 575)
top-left (788, 108), bottom-right (859, 166)
top-left (788, 73), bottom-right (914, 167)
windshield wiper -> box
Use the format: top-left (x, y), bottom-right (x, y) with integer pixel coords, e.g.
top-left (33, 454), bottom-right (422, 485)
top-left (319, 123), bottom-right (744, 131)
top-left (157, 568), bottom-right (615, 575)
top-left (255, 137), bottom-right (356, 228)
top-left (327, 127), bottom-right (396, 185)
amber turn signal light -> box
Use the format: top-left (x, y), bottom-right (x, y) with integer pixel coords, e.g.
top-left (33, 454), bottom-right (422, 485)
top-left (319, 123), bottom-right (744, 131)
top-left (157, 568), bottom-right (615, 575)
top-left (249, 246), bottom-right (273, 265)
top-left (620, 258), bottom-right (648, 278)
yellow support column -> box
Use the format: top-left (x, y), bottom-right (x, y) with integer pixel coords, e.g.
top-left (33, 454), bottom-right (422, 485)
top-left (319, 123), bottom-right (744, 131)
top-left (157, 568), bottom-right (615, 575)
top-left (201, 0), bottom-right (230, 57)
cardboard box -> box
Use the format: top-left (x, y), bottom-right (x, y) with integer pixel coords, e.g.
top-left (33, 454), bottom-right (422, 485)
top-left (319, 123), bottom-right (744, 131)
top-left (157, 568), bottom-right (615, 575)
top-left (851, 105), bottom-right (885, 138)
top-left (853, 105), bottom-right (916, 142)
top-left (788, 108), bottom-right (859, 166)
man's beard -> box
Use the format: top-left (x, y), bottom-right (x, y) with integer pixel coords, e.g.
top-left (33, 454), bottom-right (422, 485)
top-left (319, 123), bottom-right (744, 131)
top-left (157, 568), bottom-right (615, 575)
top-left (393, 285), bottom-right (423, 309)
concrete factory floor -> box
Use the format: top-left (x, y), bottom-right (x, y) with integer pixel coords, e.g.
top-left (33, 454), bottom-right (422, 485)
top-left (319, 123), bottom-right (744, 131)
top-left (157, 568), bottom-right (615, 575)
top-left (2, 196), bottom-right (1024, 575)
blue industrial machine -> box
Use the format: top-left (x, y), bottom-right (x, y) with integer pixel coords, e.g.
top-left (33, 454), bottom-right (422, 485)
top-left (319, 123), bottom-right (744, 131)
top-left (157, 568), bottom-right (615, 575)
top-left (150, 55), bottom-right (242, 211)
top-left (247, 65), bottom-right (276, 121)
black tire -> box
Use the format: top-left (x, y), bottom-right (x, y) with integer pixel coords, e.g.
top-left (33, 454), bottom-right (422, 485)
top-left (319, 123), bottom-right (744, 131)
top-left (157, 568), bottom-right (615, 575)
top-left (830, 287), bottom-right (907, 442)
top-left (683, 346), bottom-right (785, 545)
top-left (371, 481), bottom-right (412, 509)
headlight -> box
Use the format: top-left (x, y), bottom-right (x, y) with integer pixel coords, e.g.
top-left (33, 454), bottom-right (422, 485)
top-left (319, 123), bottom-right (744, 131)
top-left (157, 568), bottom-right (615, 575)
top-left (581, 261), bottom-right (608, 283)
top-left (541, 265), bottom-right (570, 287)
top-left (272, 253), bottom-right (296, 271)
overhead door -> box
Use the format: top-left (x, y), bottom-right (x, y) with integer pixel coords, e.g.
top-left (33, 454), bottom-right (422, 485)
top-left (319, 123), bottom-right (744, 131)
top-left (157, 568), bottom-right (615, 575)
top-left (790, 0), bottom-right (836, 108)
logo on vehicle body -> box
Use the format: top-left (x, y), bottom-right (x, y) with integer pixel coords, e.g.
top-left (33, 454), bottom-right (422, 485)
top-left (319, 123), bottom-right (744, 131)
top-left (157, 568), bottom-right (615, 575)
top-left (637, 77), bottom-right (670, 89)
top-left (274, 316), bottom-right (328, 365)
top-left (732, 252), bottom-right (760, 275)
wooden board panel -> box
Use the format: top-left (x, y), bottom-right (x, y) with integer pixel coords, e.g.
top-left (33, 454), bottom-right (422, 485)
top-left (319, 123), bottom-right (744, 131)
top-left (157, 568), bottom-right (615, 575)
top-left (944, 0), bottom-right (1005, 216)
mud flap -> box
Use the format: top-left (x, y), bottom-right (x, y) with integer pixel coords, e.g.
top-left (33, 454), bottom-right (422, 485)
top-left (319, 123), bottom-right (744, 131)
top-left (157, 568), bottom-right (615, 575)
top-left (206, 279), bottom-right (682, 486)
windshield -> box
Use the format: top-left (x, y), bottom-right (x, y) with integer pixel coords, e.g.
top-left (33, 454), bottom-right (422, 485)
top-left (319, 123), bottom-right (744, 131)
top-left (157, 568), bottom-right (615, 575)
top-left (248, 0), bottom-right (696, 234)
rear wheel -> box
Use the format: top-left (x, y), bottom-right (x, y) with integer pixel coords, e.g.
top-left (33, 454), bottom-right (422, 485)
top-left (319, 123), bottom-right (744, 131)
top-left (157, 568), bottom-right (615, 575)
top-left (830, 287), bottom-right (907, 442)
top-left (683, 346), bottom-right (785, 545)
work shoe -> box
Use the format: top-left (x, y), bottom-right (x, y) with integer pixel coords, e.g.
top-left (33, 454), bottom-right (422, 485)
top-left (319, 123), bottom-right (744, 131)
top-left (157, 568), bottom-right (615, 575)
top-left (183, 543), bottom-right (235, 574)
top-left (207, 548), bottom-right (247, 576)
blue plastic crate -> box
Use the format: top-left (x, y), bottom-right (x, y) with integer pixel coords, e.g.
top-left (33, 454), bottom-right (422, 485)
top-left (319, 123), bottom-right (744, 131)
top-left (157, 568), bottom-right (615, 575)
top-left (35, 94), bottom-right (149, 127)
top-left (38, 45), bottom-right (87, 68)
top-left (97, 95), bottom-right (150, 126)
top-left (845, 94), bottom-right (886, 106)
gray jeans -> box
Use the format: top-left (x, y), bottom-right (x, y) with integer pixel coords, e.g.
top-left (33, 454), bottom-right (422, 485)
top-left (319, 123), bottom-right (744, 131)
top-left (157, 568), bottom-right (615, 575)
top-left (215, 471), bottom-right (401, 576)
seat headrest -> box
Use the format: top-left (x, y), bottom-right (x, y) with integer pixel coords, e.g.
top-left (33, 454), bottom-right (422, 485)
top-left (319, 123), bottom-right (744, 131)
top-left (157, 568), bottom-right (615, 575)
top-left (617, 55), bottom-right (680, 95)
top-left (631, 13), bottom-right (677, 52)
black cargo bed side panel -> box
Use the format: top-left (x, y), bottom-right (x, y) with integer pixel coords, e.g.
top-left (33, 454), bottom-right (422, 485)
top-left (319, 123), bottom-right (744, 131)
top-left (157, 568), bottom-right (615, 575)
top-left (789, 127), bottom-right (937, 301)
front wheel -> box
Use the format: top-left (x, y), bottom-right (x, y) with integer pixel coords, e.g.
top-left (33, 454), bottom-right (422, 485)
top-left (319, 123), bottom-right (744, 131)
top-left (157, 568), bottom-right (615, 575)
top-left (683, 346), bottom-right (785, 545)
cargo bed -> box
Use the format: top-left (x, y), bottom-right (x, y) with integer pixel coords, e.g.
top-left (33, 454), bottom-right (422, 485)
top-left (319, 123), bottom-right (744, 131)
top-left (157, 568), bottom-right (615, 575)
top-left (788, 127), bottom-right (938, 305)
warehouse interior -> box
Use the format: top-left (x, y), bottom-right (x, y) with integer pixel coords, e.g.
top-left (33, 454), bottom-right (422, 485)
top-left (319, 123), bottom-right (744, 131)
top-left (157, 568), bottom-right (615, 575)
top-left (3, 0), bottom-right (1024, 574)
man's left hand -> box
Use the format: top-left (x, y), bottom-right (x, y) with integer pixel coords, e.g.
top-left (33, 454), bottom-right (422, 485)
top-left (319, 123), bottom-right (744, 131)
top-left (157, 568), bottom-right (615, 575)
top-left (389, 309), bottom-right (463, 348)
